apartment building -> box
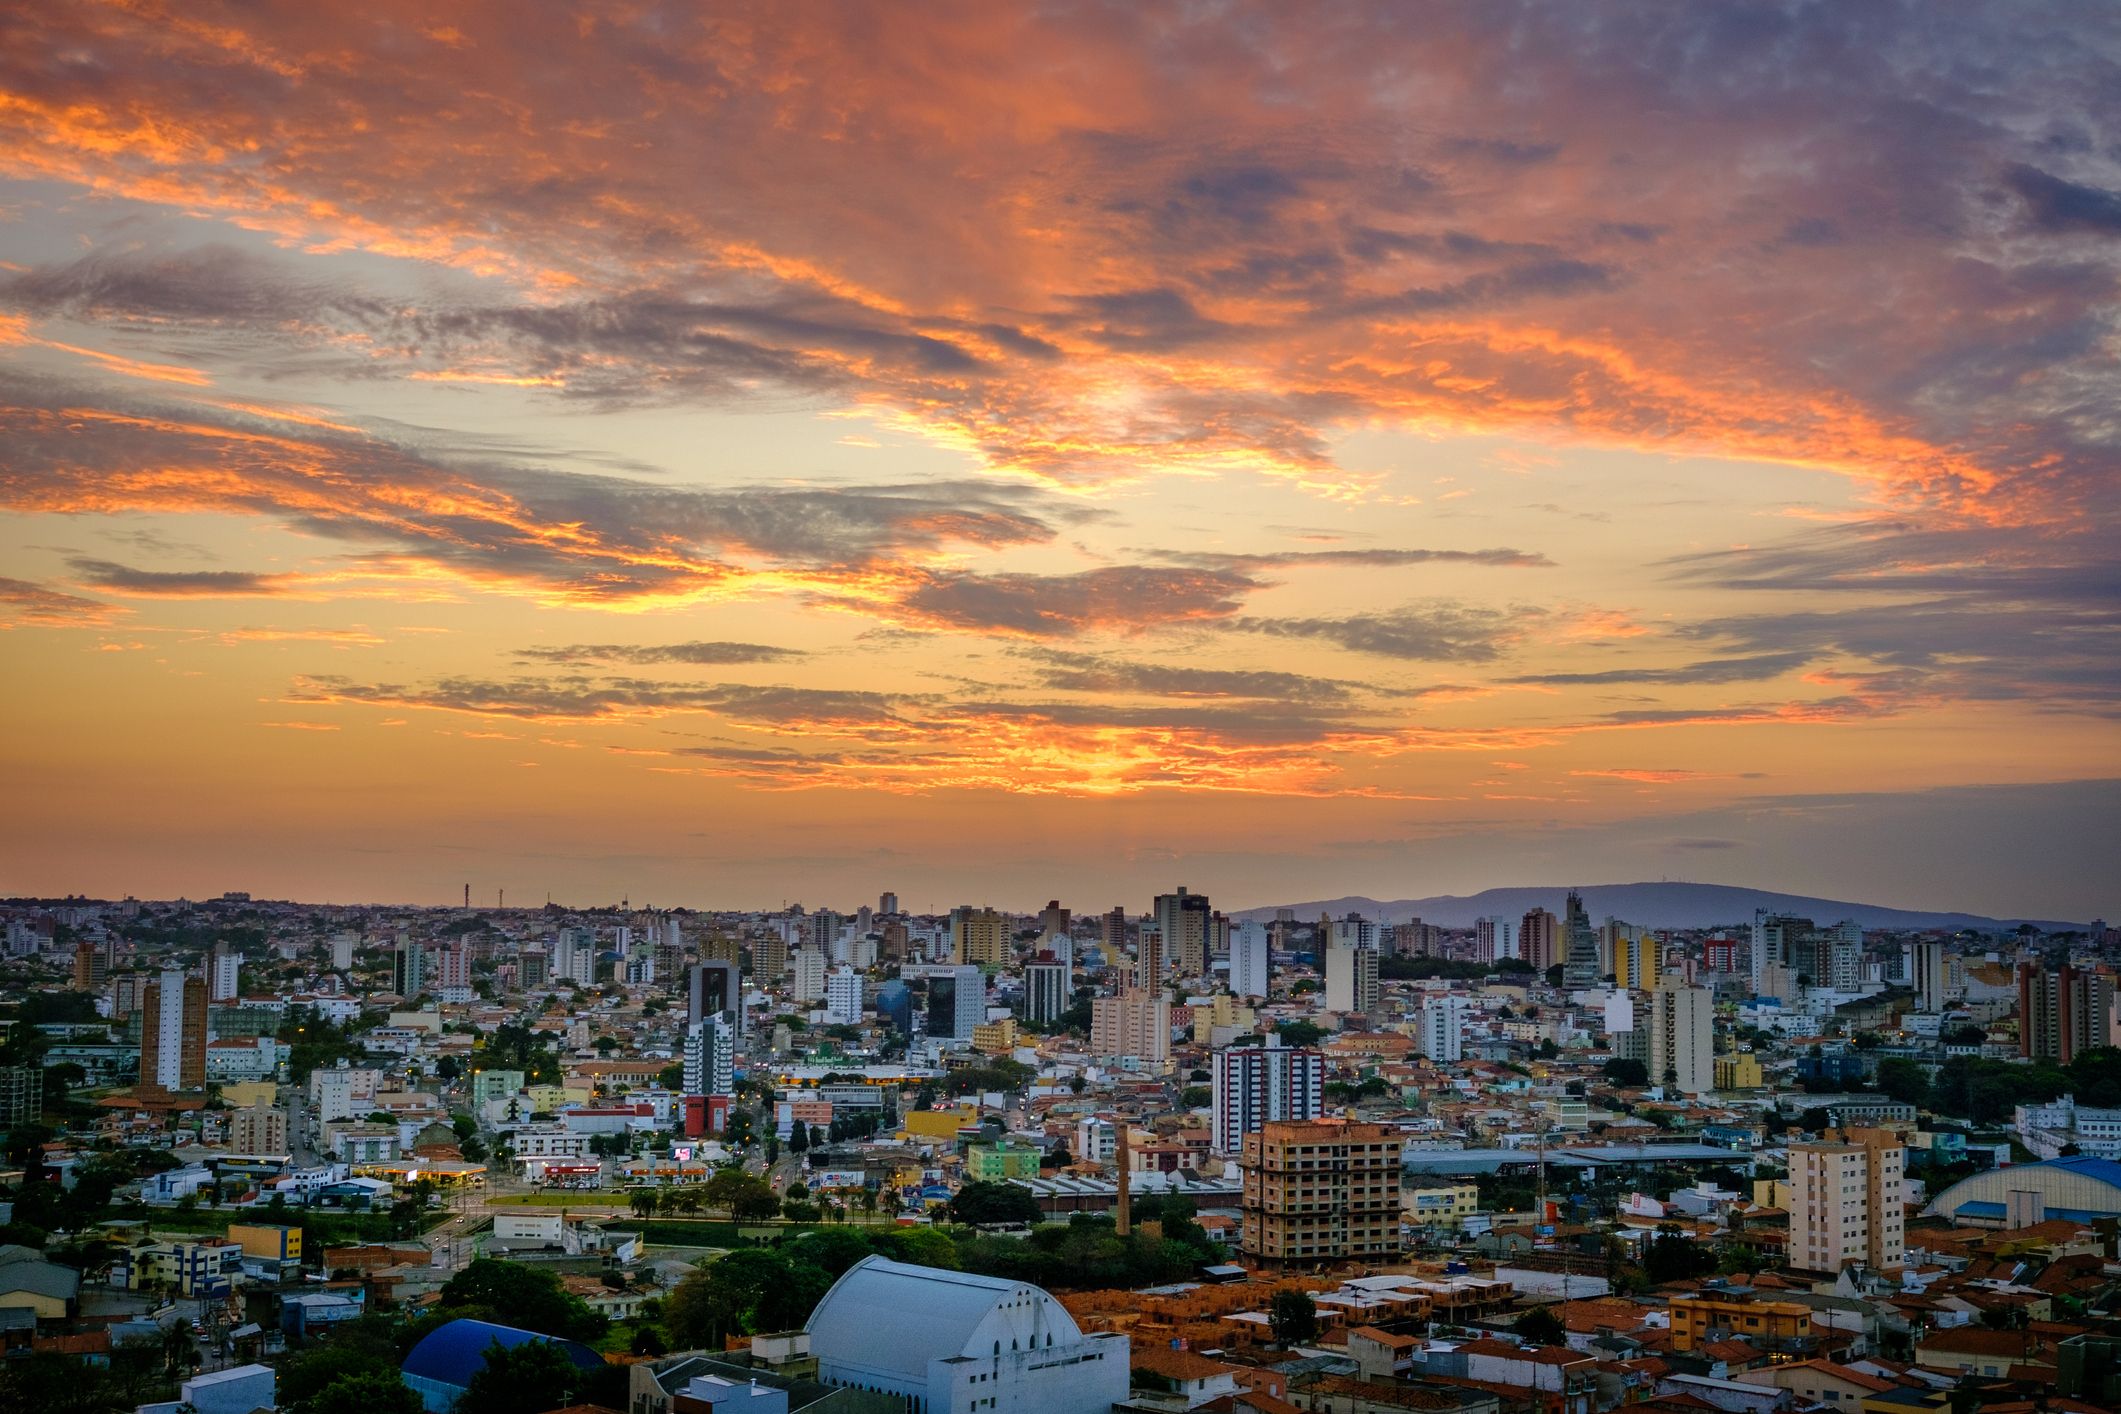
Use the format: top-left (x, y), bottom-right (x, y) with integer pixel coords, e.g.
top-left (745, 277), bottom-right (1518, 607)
top-left (1790, 1138), bottom-right (1904, 1273)
top-left (1239, 1118), bottom-right (1401, 1267)
top-left (1211, 1038), bottom-right (1324, 1154)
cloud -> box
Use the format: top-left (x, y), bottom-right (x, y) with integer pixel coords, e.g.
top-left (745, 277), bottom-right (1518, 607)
top-left (1667, 837), bottom-right (1741, 850)
top-left (1020, 648), bottom-right (1361, 703)
top-left (1503, 652), bottom-right (1813, 687)
top-left (890, 566), bottom-right (1258, 637)
top-left (1238, 601), bottom-right (1539, 661)
top-left (0, 576), bottom-right (123, 628)
top-left (1159, 546), bottom-right (1553, 571)
top-left (515, 641), bottom-right (805, 667)
top-left (2004, 163), bottom-right (2121, 236)
top-left (68, 557), bottom-right (301, 598)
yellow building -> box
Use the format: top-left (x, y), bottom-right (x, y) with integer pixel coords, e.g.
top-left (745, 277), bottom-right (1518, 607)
top-left (1669, 1289), bottom-right (1814, 1355)
top-left (1404, 1183), bottom-right (1480, 1229)
top-left (1714, 1053), bottom-right (1764, 1090)
top-left (1611, 930), bottom-right (1661, 991)
top-left (1240, 1119), bottom-right (1401, 1267)
top-left (971, 1018), bottom-right (1018, 1055)
top-left (952, 908), bottom-right (1012, 967)
top-left (902, 1105), bottom-right (981, 1141)
top-left (228, 1223), bottom-right (301, 1262)
top-left (219, 1081), bottom-right (278, 1109)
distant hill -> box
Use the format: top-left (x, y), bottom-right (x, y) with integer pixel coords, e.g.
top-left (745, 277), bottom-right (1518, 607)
top-left (1227, 881), bottom-right (2088, 932)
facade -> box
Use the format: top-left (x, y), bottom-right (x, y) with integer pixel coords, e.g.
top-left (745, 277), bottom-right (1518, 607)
top-left (683, 1014), bottom-right (736, 1100)
top-left (1416, 996), bottom-right (1471, 1063)
top-left (1090, 988), bottom-right (1170, 1065)
top-left (1405, 1182), bottom-right (1480, 1229)
top-left (1650, 980), bottom-right (1713, 1094)
top-left (1668, 1290), bottom-right (1814, 1356)
top-left (1228, 920), bottom-right (1269, 999)
top-left (1474, 914), bottom-right (1517, 963)
top-left (825, 966), bottom-right (864, 1026)
top-left (1911, 940), bottom-right (1948, 1012)
top-left (0, 1065), bottom-right (43, 1127)
top-left (806, 1256), bottom-right (1128, 1414)
top-left (1519, 909), bottom-right (1560, 974)
top-left (1610, 929), bottom-right (1660, 992)
top-left (1323, 940), bottom-right (1379, 1016)
top-left (140, 969), bottom-right (208, 1093)
top-left (207, 943), bottom-right (241, 1002)
top-left (392, 939), bottom-right (427, 997)
top-left (1790, 1138), bottom-right (1904, 1273)
top-left (1210, 1038), bottom-right (1324, 1154)
top-left (1239, 1118), bottom-right (1401, 1267)
top-left (2018, 1095), bottom-right (2121, 1160)
top-left (1153, 887), bottom-right (1212, 979)
top-left (1023, 960), bottom-right (1070, 1025)
top-left (964, 1140), bottom-right (1042, 1181)
top-left (2019, 962), bottom-right (2116, 1064)
top-left (1561, 891), bottom-right (1603, 990)
top-left (951, 907), bottom-right (1011, 968)
top-left (688, 960), bottom-right (741, 1031)
top-left (228, 1099), bottom-right (289, 1154)
top-left (928, 964), bottom-right (986, 1042)
top-left (792, 948), bottom-right (828, 1004)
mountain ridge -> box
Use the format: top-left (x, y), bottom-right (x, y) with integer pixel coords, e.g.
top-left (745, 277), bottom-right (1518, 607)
top-left (1226, 881), bottom-right (2090, 932)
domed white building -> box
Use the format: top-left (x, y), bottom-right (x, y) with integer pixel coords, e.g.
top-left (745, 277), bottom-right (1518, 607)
top-left (805, 1256), bottom-right (1128, 1414)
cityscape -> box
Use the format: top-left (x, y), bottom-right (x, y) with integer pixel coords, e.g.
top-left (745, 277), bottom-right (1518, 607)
top-left (3, 4), bottom-right (2119, 1414)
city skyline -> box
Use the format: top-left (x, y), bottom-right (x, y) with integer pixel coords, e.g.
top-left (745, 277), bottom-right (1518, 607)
top-left (3, 5), bottom-right (2117, 916)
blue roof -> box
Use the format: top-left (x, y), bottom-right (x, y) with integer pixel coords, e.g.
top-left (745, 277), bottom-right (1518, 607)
top-left (401, 1318), bottom-right (603, 1388)
top-left (2045, 1156), bottom-right (2121, 1185)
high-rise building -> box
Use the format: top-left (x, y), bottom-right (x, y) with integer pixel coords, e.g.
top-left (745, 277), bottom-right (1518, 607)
top-left (1239, 1119), bottom-right (1401, 1267)
top-left (1229, 919), bottom-right (1270, 999)
top-left (700, 932), bottom-right (742, 969)
top-left (436, 942), bottom-right (472, 991)
top-left (0, 1066), bottom-right (42, 1127)
top-left (73, 940), bottom-right (106, 991)
top-left (1153, 888), bottom-right (1212, 978)
top-left (1135, 928), bottom-right (1165, 991)
top-left (1099, 907), bottom-right (1128, 952)
top-left (140, 969), bottom-right (207, 1093)
top-left (951, 907), bottom-right (1011, 967)
top-left (1791, 1137), bottom-right (1904, 1273)
top-left (1417, 996), bottom-right (1471, 1063)
top-left (518, 949), bottom-right (549, 989)
top-left (1023, 960), bottom-right (1070, 1025)
top-left (1089, 988), bottom-right (1169, 1064)
top-left (1562, 891), bottom-right (1603, 989)
top-left (1324, 940), bottom-right (1378, 1016)
top-left (754, 934), bottom-right (790, 982)
top-left (1610, 927), bottom-right (1660, 992)
top-left (927, 964), bottom-right (986, 1042)
top-left (1911, 940), bottom-right (1948, 1013)
top-left (790, 947), bottom-right (827, 1004)
top-left (879, 891), bottom-right (899, 916)
top-left (683, 1013), bottom-right (736, 1098)
top-left (228, 1098), bottom-right (288, 1154)
top-left (1212, 1038), bottom-right (1324, 1154)
top-left (552, 926), bottom-right (597, 987)
top-left (689, 960), bottom-right (742, 1030)
top-left (1751, 911), bottom-right (1813, 993)
top-left (825, 966), bottom-right (864, 1026)
top-left (2019, 962), bottom-right (2116, 1064)
top-left (1039, 900), bottom-right (1070, 938)
top-left (392, 938), bottom-right (427, 998)
top-left (1475, 914), bottom-right (1513, 963)
top-left (1650, 979), bottom-right (1714, 1094)
top-left (1520, 909), bottom-right (1560, 973)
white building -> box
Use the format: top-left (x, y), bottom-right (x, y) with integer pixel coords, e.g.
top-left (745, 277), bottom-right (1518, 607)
top-left (1649, 980), bottom-right (1713, 1094)
top-left (806, 1256), bottom-right (1129, 1414)
top-left (1475, 915), bottom-right (1518, 963)
top-left (683, 1014), bottom-right (736, 1098)
top-left (1229, 920), bottom-right (1269, 1000)
top-left (2018, 1095), bottom-right (2121, 1160)
top-left (1324, 941), bottom-right (1378, 1016)
top-left (792, 948), bottom-right (829, 1005)
top-left (1791, 1139), bottom-right (1904, 1272)
top-left (1417, 996), bottom-right (1472, 1063)
top-left (928, 964), bottom-right (986, 1042)
top-left (1211, 1037), bottom-right (1323, 1154)
top-left (825, 966), bottom-right (864, 1026)
top-left (207, 945), bottom-right (242, 1003)
top-left (307, 1064), bottom-right (381, 1124)
top-left (1023, 960), bottom-right (1070, 1025)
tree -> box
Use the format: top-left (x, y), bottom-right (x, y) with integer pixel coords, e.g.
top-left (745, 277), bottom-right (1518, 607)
top-left (1268, 1289), bottom-right (1318, 1345)
top-left (1874, 1057), bottom-right (1930, 1108)
top-left (949, 1181), bottom-right (1042, 1226)
top-left (630, 1188), bottom-right (659, 1218)
top-left (1515, 1305), bottom-right (1566, 1346)
top-left (1602, 1058), bottom-right (1650, 1087)
top-left (789, 1122), bottom-right (810, 1153)
top-left (458, 1338), bottom-right (592, 1414)
top-left (439, 1260), bottom-right (606, 1341)
top-left (290, 1368), bottom-right (422, 1414)
top-left (1642, 1227), bottom-right (1717, 1285)
top-left (1276, 1020), bottom-right (1325, 1048)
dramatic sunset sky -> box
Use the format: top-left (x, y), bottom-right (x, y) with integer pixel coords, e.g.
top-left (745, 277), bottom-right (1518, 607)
top-left (1, 4), bottom-right (2115, 917)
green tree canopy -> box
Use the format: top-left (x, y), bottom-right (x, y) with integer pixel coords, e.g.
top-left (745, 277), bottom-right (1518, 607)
top-left (438, 1259), bottom-right (606, 1342)
top-left (949, 1181), bottom-right (1042, 1226)
top-left (1268, 1290), bottom-right (1318, 1345)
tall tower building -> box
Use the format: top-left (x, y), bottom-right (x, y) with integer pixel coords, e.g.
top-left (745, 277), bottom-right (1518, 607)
top-left (2019, 962), bottom-right (2116, 1064)
top-left (1023, 960), bottom-right (1071, 1025)
top-left (1211, 1037), bottom-right (1323, 1154)
top-left (1229, 919), bottom-right (1270, 999)
top-left (1791, 1137), bottom-right (1904, 1273)
top-left (790, 947), bottom-right (827, 1003)
top-left (1751, 911), bottom-right (1813, 993)
top-left (1650, 979), bottom-right (1714, 1093)
top-left (683, 1013), bottom-right (736, 1099)
top-left (1038, 900), bottom-right (1070, 939)
top-left (1239, 1119), bottom-right (1401, 1268)
top-left (927, 964), bottom-right (986, 1042)
top-left (1519, 909), bottom-right (1560, 973)
top-left (207, 942), bottom-right (241, 1001)
top-left (1911, 940), bottom-right (1948, 1013)
top-left (1417, 996), bottom-right (1471, 1062)
top-left (1090, 988), bottom-right (1170, 1064)
top-left (1324, 940), bottom-right (1378, 1017)
top-left (1562, 891), bottom-right (1603, 989)
top-left (824, 965), bottom-right (864, 1026)
top-left (393, 937), bottom-right (427, 997)
top-left (950, 907), bottom-right (1011, 967)
top-left (1099, 907), bottom-right (1128, 953)
top-left (1135, 927), bottom-right (1166, 992)
top-left (1153, 888), bottom-right (1212, 979)
top-left (1474, 915), bottom-right (1517, 963)
top-left (139, 969), bottom-right (207, 1093)
top-left (73, 940), bottom-right (107, 991)
top-left (878, 891), bottom-right (899, 916)
top-left (688, 959), bottom-right (742, 1031)
top-left (1611, 928), bottom-right (1660, 992)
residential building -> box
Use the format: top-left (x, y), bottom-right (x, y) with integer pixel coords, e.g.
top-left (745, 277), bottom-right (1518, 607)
top-left (1417, 996), bottom-right (1471, 1063)
top-left (1153, 887), bottom-right (1212, 979)
top-left (1229, 919), bottom-right (1269, 999)
top-left (1912, 940), bottom-right (1948, 1012)
top-left (1023, 959), bottom-right (1070, 1024)
top-left (393, 939), bottom-right (427, 997)
top-left (208, 942), bottom-right (241, 1002)
top-left (1790, 1138), bottom-right (1904, 1273)
top-left (1239, 1118), bottom-right (1401, 1267)
top-left (683, 1014), bottom-right (736, 1100)
top-left (689, 960), bottom-right (742, 1030)
top-left (139, 969), bottom-right (207, 1093)
top-left (1561, 890), bottom-right (1603, 989)
top-left (1520, 908), bottom-right (1560, 974)
top-left (950, 907), bottom-right (1011, 967)
top-left (1090, 988), bottom-right (1169, 1065)
top-left (1475, 914), bottom-right (1518, 963)
top-left (1323, 940), bottom-right (1378, 1016)
top-left (971, 1017), bottom-right (1017, 1055)
top-left (825, 966), bottom-right (863, 1026)
top-left (2017, 1095), bottom-right (2121, 1160)
top-left (964, 1140), bottom-right (1042, 1181)
top-left (1714, 1053), bottom-right (1764, 1090)
top-left (2019, 962), bottom-right (2116, 1064)
top-left (805, 1256), bottom-right (1129, 1414)
top-left (0, 1066), bottom-right (42, 1127)
top-left (1750, 911), bottom-right (1812, 993)
top-left (1211, 1037), bottom-right (1324, 1154)
top-left (791, 948), bottom-right (827, 1004)
top-left (1650, 979), bottom-right (1713, 1094)
top-left (1405, 1183), bottom-right (1480, 1230)
top-left (1668, 1289), bottom-right (1814, 1356)
top-left (229, 1099), bottom-right (289, 1154)
top-left (1610, 927), bottom-right (1660, 992)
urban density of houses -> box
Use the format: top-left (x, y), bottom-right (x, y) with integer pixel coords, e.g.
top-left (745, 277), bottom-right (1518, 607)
top-left (5, 888), bottom-right (2121, 1414)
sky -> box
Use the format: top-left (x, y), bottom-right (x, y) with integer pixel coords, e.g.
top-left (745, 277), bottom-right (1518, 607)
top-left (0, 3), bottom-right (2116, 920)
